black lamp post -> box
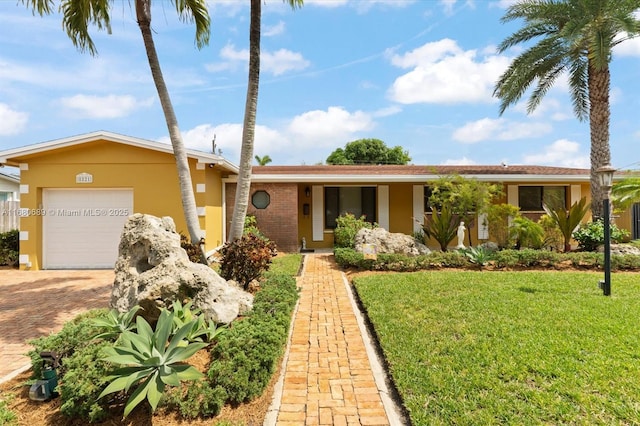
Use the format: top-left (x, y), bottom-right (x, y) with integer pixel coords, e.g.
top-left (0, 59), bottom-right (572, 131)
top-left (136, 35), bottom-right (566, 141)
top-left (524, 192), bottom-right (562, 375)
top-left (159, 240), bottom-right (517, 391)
top-left (597, 164), bottom-right (615, 296)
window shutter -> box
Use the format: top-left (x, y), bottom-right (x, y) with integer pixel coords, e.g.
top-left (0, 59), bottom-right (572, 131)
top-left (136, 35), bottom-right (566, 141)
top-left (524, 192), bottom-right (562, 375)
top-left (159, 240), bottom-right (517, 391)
top-left (312, 185), bottom-right (324, 241)
top-left (507, 185), bottom-right (518, 207)
top-left (378, 185), bottom-right (389, 230)
top-left (570, 185), bottom-right (581, 206)
top-left (477, 213), bottom-right (489, 240)
top-left (413, 185), bottom-right (424, 233)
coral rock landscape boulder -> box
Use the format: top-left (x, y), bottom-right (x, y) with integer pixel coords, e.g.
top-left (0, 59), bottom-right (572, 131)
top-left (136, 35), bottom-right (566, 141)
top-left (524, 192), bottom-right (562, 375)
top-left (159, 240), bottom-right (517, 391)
top-left (355, 227), bottom-right (430, 256)
top-left (110, 213), bottom-right (253, 324)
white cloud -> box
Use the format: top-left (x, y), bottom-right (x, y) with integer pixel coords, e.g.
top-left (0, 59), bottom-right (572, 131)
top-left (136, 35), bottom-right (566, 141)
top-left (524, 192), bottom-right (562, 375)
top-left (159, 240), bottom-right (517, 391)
top-left (372, 105), bottom-right (402, 117)
top-left (262, 49), bottom-right (310, 75)
top-left (522, 139), bottom-right (589, 168)
top-left (59, 94), bottom-right (153, 119)
top-left (613, 34), bottom-right (640, 57)
top-left (0, 103), bottom-right (28, 135)
top-left (264, 21), bottom-right (286, 37)
top-left (452, 117), bottom-right (552, 143)
top-left (288, 106), bottom-right (375, 146)
top-left (441, 156), bottom-right (477, 165)
top-left (205, 44), bottom-right (310, 76)
top-left (388, 38), bottom-right (511, 104)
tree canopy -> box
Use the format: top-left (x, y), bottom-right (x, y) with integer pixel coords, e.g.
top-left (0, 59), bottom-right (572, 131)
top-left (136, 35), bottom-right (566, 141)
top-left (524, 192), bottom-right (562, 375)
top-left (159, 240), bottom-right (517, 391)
top-left (325, 138), bottom-right (411, 165)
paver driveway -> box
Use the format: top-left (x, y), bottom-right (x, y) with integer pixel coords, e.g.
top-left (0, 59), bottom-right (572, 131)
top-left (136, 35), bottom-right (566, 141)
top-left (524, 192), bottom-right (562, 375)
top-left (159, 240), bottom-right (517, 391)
top-left (0, 269), bottom-right (113, 380)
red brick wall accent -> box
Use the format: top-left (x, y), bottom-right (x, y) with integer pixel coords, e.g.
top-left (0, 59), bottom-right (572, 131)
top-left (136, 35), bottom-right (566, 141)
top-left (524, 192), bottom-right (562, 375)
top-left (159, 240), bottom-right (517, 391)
top-left (225, 182), bottom-right (299, 252)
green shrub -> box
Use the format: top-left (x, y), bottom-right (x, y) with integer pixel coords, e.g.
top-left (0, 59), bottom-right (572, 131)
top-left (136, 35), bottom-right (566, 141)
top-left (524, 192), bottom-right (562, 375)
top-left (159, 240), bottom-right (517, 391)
top-left (572, 219), bottom-right (629, 252)
top-left (0, 395), bottom-right (17, 426)
top-left (58, 340), bottom-right (114, 422)
top-left (28, 309), bottom-right (109, 378)
top-left (512, 216), bottom-right (545, 249)
top-left (334, 213), bottom-right (376, 248)
top-left (219, 233), bottom-right (277, 290)
top-left (538, 214), bottom-right (564, 251)
top-left (0, 229), bottom-right (18, 266)
top-left (243, 214), bottom-right (267, 239)
top-left (208, 274), bottom-right (298, 404)
top-left (163, 381), bottom-right (227, 419)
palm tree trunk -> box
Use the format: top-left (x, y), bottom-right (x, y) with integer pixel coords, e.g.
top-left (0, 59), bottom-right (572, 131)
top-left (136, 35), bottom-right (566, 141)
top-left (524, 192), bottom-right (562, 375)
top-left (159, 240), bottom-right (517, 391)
top-left (588, 62), bottom-right (611, 222)
top-left (135, 0), bottom-right (206, 261)
top-left (228, 0), bottom-right (261, 241)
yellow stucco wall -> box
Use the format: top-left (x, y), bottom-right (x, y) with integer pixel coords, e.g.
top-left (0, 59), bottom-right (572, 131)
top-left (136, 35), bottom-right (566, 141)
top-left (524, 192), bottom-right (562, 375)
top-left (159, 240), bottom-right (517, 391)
top-left (11, 140), bottom-right (223, 269)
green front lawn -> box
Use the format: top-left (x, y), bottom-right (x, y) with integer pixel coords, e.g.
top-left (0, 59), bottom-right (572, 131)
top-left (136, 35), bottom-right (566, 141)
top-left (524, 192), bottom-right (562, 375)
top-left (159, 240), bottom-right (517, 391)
top-left (353, 271), bottom-right (640, 425)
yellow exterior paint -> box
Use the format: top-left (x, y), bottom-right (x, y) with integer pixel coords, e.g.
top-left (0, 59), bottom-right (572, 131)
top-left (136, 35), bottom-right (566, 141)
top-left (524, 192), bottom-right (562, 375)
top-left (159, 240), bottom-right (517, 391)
top-left (8, 139), bottom-right (225, 270)
top-left (295, 180), bottom-right (603, 251)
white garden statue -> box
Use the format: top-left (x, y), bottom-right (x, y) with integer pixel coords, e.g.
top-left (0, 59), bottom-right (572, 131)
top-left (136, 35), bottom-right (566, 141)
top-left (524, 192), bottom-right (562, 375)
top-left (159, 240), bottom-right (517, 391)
top-left (456, 221), bottom-right (466, 249)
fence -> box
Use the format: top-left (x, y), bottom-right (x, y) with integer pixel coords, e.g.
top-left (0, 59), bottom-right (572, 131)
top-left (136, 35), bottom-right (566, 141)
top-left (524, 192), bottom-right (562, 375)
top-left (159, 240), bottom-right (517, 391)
top-left (0, 201), bottom-right (20, 232)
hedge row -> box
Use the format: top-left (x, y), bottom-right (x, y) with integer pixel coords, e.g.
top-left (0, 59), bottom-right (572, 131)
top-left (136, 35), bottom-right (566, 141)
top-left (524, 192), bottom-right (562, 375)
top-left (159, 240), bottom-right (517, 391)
top-left (334, 247), bottom-right (640, 272)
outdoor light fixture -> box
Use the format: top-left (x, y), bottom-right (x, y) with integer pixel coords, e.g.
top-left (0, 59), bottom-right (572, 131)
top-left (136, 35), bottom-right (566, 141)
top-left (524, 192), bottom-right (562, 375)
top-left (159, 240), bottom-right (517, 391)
top-left (597, 164), bottom-right (615, 296)
top-left (305, 186), bottom-right (311, 197)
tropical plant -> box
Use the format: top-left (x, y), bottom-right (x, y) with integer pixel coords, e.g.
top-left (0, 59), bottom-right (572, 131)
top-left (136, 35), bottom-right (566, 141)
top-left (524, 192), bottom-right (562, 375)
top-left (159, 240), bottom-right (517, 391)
top-left (538, 214), bottom-right (565, 251)
top-left (460, 246), bottom-right (493, 269)
top-left (99, 309), bottom-right (207, 417)
top-left (325, 138), bottom-right (412, 165)
top-left (572, 219), bottom-right (629, 251)
top-left (612, 177), bottom-right (640, 211)
top-left (21, 0), bottom-right (211, 262)
top-left (219, 233), bottom-right (277, 290)
top-left (494, 0), bottom-right (640, 221)
top-left (228, 0), bottom-right (304, 242)
top-left (486, 203), bottom-right (521, 249)
top-left (0, 229), bottom-right (18, 266)
top-left (423, 205), bottom-right (461, 251)
top-left (428, 175), bottom-right (502, 246)
top-left (169, 299), bottom-right (225, 344)
top-left (92, 306), bottom-right (141, 341)
top-left (334, 213), bottom-right (376, 249)
top-left (511, 216), bottom-right (545, 249)
top-left (254, 155), bottom-right (272, 166)
top-left (543, 197), bottom-right (590, 252)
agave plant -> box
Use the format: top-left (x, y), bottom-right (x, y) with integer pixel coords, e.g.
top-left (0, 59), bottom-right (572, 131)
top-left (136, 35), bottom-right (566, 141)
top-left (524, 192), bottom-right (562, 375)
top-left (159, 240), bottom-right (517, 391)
top-left (91, 306), bottom-right (141, 341)
top-left (99, 309), bottom-right (207, 417)
top-left (543, 197), bottom-right (590, 252)
top-left (170, 299), bottom-right (226, 344)
top-left (460, 246), bottom-right (493, 269)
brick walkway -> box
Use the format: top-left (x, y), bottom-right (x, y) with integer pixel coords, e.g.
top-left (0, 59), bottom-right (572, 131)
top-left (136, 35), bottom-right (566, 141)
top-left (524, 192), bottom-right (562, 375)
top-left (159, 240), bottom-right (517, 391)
top-left (0, 269), bottom-right (113, 380)
top-left (274, 254), bottom-right (391, 426)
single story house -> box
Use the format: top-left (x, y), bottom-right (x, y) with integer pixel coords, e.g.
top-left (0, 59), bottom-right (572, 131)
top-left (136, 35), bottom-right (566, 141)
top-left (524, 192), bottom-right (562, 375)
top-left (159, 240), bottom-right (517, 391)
top-left (0, 131), bottom-right (635, 270)
top-left (0, 131), bottom-right (237, 270)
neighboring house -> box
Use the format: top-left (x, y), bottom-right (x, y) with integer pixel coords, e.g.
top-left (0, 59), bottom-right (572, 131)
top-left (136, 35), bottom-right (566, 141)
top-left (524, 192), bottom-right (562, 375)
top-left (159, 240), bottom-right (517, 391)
top-left (0, 131), bottom-right (633, 270)
top-left (0, 170), bottom-right (20, 232)
top-left (226, 165), bottom-right (600, 252)
top-left (0, 131), bottom-right (237, 270)
top-left (0, 170), bottom-right (20, 202)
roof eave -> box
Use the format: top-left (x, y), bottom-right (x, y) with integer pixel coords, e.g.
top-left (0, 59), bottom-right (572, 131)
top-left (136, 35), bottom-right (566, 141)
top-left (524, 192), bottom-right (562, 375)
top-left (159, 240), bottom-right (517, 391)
top-left (224, 173), bottom-right (592, 183)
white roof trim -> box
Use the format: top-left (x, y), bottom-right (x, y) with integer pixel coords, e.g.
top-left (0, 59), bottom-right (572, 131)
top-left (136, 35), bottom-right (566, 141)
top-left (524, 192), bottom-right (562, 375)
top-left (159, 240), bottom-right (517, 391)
top-left (0, 171), bottom-right (19, 184)
top-left (224, 173), bottom-right (591, 183)
top-left (0, 130), bottom-right (238, 174)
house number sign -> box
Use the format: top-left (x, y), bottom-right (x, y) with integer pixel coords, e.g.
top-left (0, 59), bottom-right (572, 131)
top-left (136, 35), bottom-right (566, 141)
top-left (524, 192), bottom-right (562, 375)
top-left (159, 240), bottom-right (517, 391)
top-left (76, 173), bottom-right (93, 184)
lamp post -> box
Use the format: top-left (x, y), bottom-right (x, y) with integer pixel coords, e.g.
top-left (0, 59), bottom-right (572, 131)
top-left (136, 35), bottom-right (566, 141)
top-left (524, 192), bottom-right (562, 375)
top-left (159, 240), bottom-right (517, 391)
top-left (597, 164), bottom-right (615, 296)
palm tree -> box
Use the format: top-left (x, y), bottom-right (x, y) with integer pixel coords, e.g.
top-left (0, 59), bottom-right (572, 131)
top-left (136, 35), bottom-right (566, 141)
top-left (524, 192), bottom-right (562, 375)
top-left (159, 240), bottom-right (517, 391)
top-left (22, 0), bottom-right (211, 261)
top-left (254, 155), bottom-right (272, 166)
top-left (612, 177), bottom-right (640, 210)
top-left (494, 0), bottom-right (640, 221)
top-left (228, 0), bottom-right (303, 241)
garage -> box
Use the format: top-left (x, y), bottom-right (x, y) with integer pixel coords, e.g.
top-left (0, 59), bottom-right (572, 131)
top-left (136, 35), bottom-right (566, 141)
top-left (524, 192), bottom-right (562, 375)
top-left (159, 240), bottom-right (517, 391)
top-left (42, 188), bottom-right (134, 269)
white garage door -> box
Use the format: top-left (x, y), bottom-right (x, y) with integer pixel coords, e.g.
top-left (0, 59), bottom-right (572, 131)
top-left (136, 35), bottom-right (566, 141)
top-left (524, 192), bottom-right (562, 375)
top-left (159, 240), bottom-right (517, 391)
top-left (43, 189), bottom-right (133, 269)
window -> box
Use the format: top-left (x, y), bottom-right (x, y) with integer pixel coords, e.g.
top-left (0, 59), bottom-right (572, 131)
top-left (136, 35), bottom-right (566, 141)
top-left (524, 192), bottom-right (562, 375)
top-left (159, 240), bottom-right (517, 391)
top-left (251, 190), bottom-right (270, 209)
top-left (0, 192), bottom-right (7, 202)
top-left (518, 186), bottom-right (566, 211)
top-left (324, 186), bottom-right (376, 229)
top-left (423, 186), bottom-right (433, 212)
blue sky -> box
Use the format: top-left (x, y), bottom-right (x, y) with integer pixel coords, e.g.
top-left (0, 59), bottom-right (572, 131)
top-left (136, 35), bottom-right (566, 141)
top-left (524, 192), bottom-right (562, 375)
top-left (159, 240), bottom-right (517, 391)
top-left (1, 0), bottom-right (640, 170)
